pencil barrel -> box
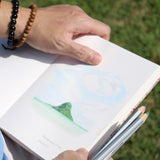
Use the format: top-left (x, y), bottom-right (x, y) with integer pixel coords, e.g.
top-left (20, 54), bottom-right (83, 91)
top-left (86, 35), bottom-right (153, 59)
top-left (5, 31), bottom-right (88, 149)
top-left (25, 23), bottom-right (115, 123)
top-left (92, 118), bottom-right (144, 160)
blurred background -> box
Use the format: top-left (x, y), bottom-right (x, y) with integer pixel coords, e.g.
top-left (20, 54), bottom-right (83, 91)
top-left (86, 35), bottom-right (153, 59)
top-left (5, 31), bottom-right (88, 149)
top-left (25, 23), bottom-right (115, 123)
top-left (18, 0), bottom-right (160, 159)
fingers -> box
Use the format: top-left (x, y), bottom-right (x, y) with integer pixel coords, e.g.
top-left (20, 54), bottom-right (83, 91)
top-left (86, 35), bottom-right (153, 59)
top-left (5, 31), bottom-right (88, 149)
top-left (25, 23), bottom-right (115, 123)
top-left (32, 4), bottom-right (111, 65)
top-left (68, 17), bottom-right (110, 64)
top-left (53, 148), bottom-right (88, 160)
top-left (72, 17), bottom-right (111, 41)
top-left (65, 40), bottom-right (102, 65)
top-left (76, 148), bottom-right (89, 159)
top-left (109, 157), bottom-right (114, 160)
top-left (88, 19), bottom-right (111, 40)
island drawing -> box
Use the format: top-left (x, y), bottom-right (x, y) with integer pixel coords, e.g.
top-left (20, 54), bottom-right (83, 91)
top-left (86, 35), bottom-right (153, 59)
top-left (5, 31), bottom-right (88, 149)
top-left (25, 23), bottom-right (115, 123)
top-left (33, 67), bottom-right (126, 132)
top-left (33, 97), bottom-right (87, 132)
top-left (50, 102), bottom-right (73, 121)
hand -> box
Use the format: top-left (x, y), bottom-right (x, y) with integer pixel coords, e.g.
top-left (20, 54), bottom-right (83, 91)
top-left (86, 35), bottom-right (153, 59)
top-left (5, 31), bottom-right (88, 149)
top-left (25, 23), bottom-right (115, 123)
top-left (25, 4), bottom-right (111, 65)
top-left (52, 148), bottom-right (114, 160)
top-left (53, 148), bottom-right (88, 160)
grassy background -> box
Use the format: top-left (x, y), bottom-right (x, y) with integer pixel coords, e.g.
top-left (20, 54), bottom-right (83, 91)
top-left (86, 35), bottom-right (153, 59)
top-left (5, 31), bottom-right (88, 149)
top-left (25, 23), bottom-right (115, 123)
top-left (19, 0), bottom-right (160, 159)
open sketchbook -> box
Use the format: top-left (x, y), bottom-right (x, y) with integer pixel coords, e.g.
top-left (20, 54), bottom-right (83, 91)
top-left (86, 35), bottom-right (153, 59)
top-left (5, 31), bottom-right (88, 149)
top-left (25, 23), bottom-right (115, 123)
top-left (0, 36), bottom-right (159, 160)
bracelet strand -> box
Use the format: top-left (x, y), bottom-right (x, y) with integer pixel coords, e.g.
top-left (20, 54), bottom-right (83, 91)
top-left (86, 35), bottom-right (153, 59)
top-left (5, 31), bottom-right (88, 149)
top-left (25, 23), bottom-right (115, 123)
top-left (7, 0), bottom-right (19, 47)
top-left (14, 4), bottom-right (37, 49)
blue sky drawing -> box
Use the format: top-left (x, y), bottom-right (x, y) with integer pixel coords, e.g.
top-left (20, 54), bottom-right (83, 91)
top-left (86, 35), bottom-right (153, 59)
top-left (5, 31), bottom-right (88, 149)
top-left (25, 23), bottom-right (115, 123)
top-left (35, 67), bottom-right (126, 130)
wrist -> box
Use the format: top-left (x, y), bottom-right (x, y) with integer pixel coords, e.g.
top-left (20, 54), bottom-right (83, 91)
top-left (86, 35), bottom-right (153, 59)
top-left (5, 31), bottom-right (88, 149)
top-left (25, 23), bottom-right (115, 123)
top-left (0, 1), bottom-right (30, 40)
top-left (15, 5), bottom-right (31, 39)
top-left (0, 1), bottom-right (12, 38)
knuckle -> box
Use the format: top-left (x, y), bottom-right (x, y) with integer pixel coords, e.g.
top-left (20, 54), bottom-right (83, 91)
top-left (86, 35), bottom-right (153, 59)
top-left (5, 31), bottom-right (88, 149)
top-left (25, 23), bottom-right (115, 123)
top-left (76, 47), bottom-right (87, 60)
top-left (70, 6), bottom-right (86, 18)
top-left (73, 11), bottom-right (85, 18)
top-left (72, 5), bottom-right (82, 11)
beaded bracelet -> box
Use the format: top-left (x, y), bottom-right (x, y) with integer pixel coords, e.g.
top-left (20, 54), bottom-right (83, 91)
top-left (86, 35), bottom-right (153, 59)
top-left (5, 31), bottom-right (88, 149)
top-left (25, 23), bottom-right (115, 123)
top-left (7, 0), bottom-right (19, 48)
top-left (14, 4), bottom-right (37, 49)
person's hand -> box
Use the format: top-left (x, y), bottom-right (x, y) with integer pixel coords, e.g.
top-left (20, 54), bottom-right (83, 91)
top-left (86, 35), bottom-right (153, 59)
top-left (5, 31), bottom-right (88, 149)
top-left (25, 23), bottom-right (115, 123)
top-left (0, 2), bottom-right (110, 64)
top-left (52, 148), bottom-right (113, 160)
top-left (53, 148), bottom-right (88, 160)
top-left (24, 5), bottom-right (111, 65)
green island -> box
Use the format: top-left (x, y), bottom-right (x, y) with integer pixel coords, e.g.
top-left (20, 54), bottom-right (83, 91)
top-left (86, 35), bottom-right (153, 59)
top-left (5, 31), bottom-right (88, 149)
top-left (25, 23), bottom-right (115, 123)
top-left (49, 102), bottom-right (74, 121)
top-left (33, 97), bottom-right (87, 132)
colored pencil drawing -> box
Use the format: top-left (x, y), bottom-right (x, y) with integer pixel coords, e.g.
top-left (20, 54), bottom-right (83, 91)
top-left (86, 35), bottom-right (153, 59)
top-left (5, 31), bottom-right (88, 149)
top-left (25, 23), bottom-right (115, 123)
top-left (51, 102), bottom-right (73, 121)
top-left (35, 97), bottom-right (73, 121)
top-left (33, 97), bottom-right (87, 132)
top-left (34, 66), bottom-right (127, 131)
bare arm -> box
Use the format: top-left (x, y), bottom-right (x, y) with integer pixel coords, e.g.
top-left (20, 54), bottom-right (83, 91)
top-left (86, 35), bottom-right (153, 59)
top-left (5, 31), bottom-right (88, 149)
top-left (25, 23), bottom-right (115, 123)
top-left (0, 1), bottom-right (111, 64)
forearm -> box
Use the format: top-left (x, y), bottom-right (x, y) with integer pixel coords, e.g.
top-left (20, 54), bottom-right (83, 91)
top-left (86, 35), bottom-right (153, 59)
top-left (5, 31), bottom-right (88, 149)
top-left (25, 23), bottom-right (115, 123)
top-left (0, 1), bottom-right (30, 39)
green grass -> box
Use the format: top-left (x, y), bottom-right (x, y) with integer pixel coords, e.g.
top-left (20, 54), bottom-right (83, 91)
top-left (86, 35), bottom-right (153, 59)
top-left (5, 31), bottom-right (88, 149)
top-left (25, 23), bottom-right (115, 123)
top-left (18, 0), bottom-right (160, 159)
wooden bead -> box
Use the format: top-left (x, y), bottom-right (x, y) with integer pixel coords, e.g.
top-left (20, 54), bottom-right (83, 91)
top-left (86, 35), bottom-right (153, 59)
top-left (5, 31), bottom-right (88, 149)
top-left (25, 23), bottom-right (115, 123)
top-left (14, 4), bottom-right (37, 49)
top-left (28, 22), bottom-right (33, 26)
top-left (31, 4), bottom-right (37, 9)
top-left (29, 18), bottom-right (34, 22)
top-left (24, 30), bottom-right (30, 34)
top-left (32, 12), bottom-right (36, 15)
top-left (23, 33), bottom-right (28, 38)
top-left (26, 26), bottom-right (31, 30)
top-left (31, 15), bottom-right (35, 18)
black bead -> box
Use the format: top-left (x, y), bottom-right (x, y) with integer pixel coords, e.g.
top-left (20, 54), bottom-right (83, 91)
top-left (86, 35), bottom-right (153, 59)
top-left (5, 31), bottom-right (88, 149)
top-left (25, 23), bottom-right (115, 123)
top-left (8, 40), bottom-right (14, 47)
top-left (7, 0), bottom-right (19, 48)
top-left (11, 0), bottom-right (18, 3)
top-left (10, 25), bottom-right (16, 31)
top-left (12, 0), bottom-right (19, 6)
top-left (13, 4), bottom-right (19, 10)
top-left (8, 36), bottom-right (14, 41)
top-left (11, 19), bottom-right (16, 25)
top-left (12, 13), bottom-right (17, 19)
top-left (9, 31), bottom-right (15, 37)
top-left (13, 8), bottom-right (18, 14)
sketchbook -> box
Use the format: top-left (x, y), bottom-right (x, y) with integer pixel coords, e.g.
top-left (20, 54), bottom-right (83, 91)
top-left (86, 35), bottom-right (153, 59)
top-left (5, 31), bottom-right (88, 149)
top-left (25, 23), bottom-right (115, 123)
top-left (0, 35), bottom-right (159, 160)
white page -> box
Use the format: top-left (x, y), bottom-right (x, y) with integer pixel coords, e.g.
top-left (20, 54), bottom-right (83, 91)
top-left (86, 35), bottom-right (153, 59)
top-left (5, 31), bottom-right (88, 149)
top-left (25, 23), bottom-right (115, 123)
top-left (0, 39), bottom-right (57, 118)
top-left (0, 36), bottom-right (160, 160)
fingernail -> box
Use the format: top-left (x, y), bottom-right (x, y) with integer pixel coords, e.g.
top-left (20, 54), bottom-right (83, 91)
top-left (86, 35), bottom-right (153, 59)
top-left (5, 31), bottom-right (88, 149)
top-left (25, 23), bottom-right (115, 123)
top-left (76, 148), bottom-right (88, 157)
top-left (88, 53), bottom-right (102, 65)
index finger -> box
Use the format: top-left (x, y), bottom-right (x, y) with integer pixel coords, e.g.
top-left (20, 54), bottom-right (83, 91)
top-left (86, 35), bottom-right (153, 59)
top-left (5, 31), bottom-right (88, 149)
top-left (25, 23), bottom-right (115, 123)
top-left (88, 18), bottom-right (111, 40)
top-left (73, 17), bottom-right (111, 40)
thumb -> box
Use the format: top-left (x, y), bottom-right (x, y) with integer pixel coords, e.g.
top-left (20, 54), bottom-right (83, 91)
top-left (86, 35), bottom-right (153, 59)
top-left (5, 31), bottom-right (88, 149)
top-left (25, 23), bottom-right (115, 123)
top-left (76, 148), bottom-right (89, 159)
top-left (67, 41), bottom-right (102, 65)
